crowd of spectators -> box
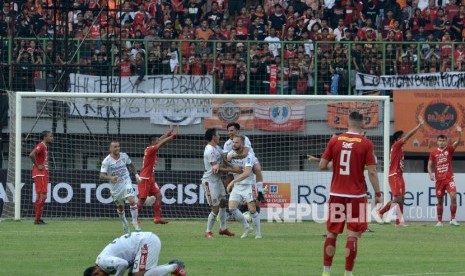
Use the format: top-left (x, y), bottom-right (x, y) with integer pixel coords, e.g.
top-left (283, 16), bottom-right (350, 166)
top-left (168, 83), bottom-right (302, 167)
top-left (2, 0), bottom-right (465, 94)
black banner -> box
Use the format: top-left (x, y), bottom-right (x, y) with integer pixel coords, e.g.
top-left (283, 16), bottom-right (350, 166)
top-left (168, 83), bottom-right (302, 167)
top-left (0, 169), bottom-right (209, 218)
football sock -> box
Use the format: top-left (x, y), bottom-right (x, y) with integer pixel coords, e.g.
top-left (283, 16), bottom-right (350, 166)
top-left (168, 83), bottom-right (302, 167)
top-left (34, 198), bottom-right (40, 221)
top-left (137, 202), bottom-right (143, 214)
top-left (437, 203), bottom-right (444, 222)
top-left (35, 196), bottom-right (46, 221)
top-left (379, 201), bottom-right (392, 215)
top-left (130, 204), bottom-right (138, 225)
top-left (251, 211), bottom-right (261, 236)
top-left (395, 203), bottom-right (404, 225)
top-left (154, 199), bottom-right (161, 219)
top-left (323, 236), bottom-right (336, 267)
top-left (256, 182), bottom-right (263, 192)
top-left (118, 211), bottom-right (129, 227)
top-left (231, 208), bottom-right (249, 228)
top-left (345, 236), bottom-right (358, 271)
top-left (451, 204), bottom-right (457, 220)
top-left (219, 208), bottom-right (227, 230)
top-left (144, 264), bottom-right (178, 276)
top-left (207, 212), bottom-right (217, 232)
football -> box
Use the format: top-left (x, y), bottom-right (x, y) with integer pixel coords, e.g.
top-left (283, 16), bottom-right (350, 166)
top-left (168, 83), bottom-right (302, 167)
top-left (242, 211), bottom-right (252, 222)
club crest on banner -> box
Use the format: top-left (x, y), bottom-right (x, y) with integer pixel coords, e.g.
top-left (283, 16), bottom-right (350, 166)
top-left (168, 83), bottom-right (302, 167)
top-left (270, 102), bottom-right (291, 124)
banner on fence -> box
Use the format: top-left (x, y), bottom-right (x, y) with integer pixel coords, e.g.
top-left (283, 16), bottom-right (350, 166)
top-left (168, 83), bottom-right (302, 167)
top-left (203, 99), bottom-right (254, 130)
top-left (393, 90), bottom-right (465, 152)
top-left (327, 101), bottom-right (379, 129)
top-left (68, 74), bottom-right (212, 125)
top-left (254, 100), bottom-right (305, 131)
top-left (356, 72), bottom-right (465, 90)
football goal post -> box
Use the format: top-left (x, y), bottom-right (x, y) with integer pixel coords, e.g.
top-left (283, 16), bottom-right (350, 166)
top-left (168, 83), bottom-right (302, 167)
top-left (5, 92), bottom-right (390, 221)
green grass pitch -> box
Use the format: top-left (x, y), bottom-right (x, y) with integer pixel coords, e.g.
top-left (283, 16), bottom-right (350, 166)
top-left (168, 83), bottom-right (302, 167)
top-left (0, 219), bottom-right (464, 276)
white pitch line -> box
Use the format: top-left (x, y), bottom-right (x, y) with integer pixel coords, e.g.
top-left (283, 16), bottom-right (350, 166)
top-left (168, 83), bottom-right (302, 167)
top-left (378, 272), bottom-right (465, 276)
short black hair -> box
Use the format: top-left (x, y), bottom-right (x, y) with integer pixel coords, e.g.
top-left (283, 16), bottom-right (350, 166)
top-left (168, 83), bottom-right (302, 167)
top-left (83, 266), bottom-right (96, 276)
top-left (148, 135), bottom-right (158, 144)
top-left (205, 128), bottom-right (217, 142)
top-left (226, 122), bottom-right (240, 130)
top-left (391, 130), bottom-right (404, 144)
top-left (437, 134), bottom-right (447, 140)
top-left (349, 111), bottom-right (363, 122)
top-left (40, 130), bottom-right (51, 140)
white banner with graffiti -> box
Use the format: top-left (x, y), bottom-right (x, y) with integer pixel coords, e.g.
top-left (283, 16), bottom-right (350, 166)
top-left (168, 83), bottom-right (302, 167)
top-left (356, 72), bottom-right (465, 90)
top-left (68, 74), bottom-right (213, 125)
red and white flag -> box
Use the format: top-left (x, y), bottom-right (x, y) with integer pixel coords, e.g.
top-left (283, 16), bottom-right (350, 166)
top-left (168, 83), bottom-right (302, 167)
top-left (254, 100), bottom-right (305, 131)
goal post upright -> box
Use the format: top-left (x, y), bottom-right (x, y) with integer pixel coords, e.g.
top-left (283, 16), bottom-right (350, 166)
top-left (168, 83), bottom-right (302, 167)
top-left (14, 92), bottom-right (390, 220)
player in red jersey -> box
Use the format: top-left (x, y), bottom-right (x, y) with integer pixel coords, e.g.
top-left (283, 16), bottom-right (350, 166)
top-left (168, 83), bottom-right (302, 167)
top-left (378, 116), bottom-right (424, 227)
top-left (319, 111), bottom-right (382, 276)
top-left (137, 126), bottom-right (178, 224)
top-left (428, 125), bottom-right (462, 227)
top-left (29, 130), bottom-right (53, 225)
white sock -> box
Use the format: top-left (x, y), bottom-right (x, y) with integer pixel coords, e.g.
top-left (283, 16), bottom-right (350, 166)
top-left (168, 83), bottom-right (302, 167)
top-left (251, 211), bottom-right (261, 236)
top-left (207, 212), bottom-right (217, 232)
top-left (231, 209), bottom-right (249, 228)
top-left (323, 266), bottom-right (331, 272)
top-left (144, 264), bottom-right (177, 276)
top-left (256, 182), bottom-right (263, 192)
top-left (130, 205), bottom-right (138, 225)
top-left (118, 211), bottom-right (129, 228)
top-left (219, 208), bottom-right (227, 230)
top-left (345, 271), bottom-right (353, 276)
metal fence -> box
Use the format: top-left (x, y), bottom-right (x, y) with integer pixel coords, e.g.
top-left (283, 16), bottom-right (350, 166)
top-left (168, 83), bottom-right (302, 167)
top-left (1, 37), bottom-right (463, 95)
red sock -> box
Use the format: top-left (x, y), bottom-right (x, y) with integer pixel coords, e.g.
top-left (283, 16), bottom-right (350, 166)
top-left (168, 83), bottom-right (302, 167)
top-left (379, 201), bottom-right (392, 215)
top-left (34, 198), bottom-right (41, 221)
top-left (437, 203), bottom-right (443, 222)
top-left (345, 236), bottom-right (358, 271)
top-left (137, 202), bottom-right (143, 214)
top-left (395, 203), bottom-right (404, 225)
top-left (37, 197), bottom-right (46, 221)
top-left (323, 236), bottom-right (336, 267)
top-left (154, 199), bottom-right (161, 219)
top-left (451, 204), bottom-right (457, 220)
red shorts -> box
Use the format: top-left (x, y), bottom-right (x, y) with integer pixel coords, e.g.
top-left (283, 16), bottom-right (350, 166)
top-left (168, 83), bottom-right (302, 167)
top-left (388, 174), bottom-right (405, 197)
top-left (435, 178), bottom-right (457, 198)
top-left (138, 178), bottom-right (161, 199)
top-left (327, 196), bottom-right (368, 234)
top-left (33, 175), bottom-right (48, 194)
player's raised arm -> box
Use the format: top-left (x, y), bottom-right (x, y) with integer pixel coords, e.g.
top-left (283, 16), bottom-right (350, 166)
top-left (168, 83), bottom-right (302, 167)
top-left (158, 125), bottom-right (179, 148)
top-left (453, 125), bottom-right (462, 150)
top-left (401, 115), bottom-right (424, 143)
top-left (158, 125), bottom-right (175, 141)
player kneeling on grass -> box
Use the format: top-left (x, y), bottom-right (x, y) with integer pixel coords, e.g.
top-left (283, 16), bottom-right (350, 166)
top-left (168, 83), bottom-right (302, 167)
top-left (137, 126), bottom-right (178, 225)
top-left (226, 134), bottom-right (262, 239)
top-left (83, 231), bottom-right (186, 276)
top-left (202, 128), bottom-right (237, 238)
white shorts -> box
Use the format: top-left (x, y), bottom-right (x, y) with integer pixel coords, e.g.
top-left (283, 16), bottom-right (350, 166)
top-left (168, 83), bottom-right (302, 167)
top-left (202, 178), bottom-right (226, 206)
top-left (132, 233), bottom-right (160, 273)
top-left (229, 184), bottom-right (256, 203)
top-left (111, 181), bottom-right (136, 205)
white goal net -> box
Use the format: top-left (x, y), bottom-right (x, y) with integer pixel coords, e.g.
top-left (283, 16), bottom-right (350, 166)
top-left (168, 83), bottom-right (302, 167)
top-left (3, 93), bottom-right (389, 221)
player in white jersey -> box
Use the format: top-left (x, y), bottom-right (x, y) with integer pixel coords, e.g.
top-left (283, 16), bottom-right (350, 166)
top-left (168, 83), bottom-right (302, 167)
top-left (83, 232), bottom-right (186, 276)
top-left (226, 134), bottom-right (262, 239)
top-left (202, 128), bottom-right (236, 238)
top-left (224, 122), bottom-right (266, 203)
top-left (100, 141), bottom-right (141, 234)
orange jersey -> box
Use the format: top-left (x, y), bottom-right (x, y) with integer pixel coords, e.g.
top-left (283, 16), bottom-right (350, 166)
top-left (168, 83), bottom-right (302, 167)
top-left (140, 145), bottom-right (159, 179)
top-left (32, 142), bottom-right (48, 177)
